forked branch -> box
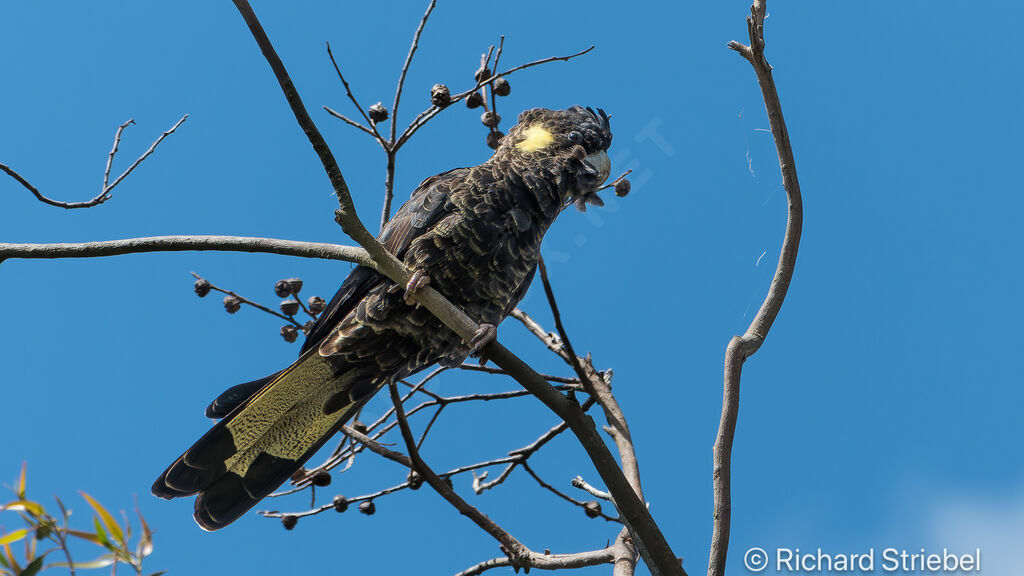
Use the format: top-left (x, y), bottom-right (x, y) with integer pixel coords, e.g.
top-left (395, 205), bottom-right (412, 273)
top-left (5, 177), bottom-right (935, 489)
top-left (1, 115), bottom-right (187, 209)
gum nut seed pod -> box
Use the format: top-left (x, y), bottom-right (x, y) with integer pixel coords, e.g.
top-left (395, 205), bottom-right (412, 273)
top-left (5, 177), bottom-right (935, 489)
top-left (223, 295), bottom-right (241, 314)
top-left (368, 102), bottom-right (389, 123)
top-left (430, 84), bottom-right (451, 107)
top-left (486, 130), bottom-right (504, 150)
top-left (281, 325), bottom-right (299, 343)
top-left (194, 278), bottom-right (211, 297)
top-left (481, 111), bottom-right (500, 127)
top-left (308, 295), bottom-right (326, 314)
top-left (493, 77), bottom-right (510, 96)
top-left (285, 278), bottom-right (303, 294)
top-left (280, 299), bottom-right (300, 316)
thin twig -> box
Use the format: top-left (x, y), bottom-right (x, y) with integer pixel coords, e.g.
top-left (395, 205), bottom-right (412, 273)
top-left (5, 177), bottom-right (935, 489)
top-left (596, 169), bottom-right (633, 192)
top-left (390, 0), bottom-right (436, 146)
top-left (708, 3), bottom-right (803, 576)
top-left (537, 257), bottom-right (594, 394)
top-left (190, 272), bottom-right (302, 327)
top-left (104, 115), bottom-right (188, 197)
top-left (456, 363), bottom-right (579, 384)
top-left (488, 37), bottom-right (505, 141)
top-left (511, 308), bottom-right (567, 360)
top-left (380, 0), bottom-right (437, 229)
top-left (521, 463), bottom-right (620, 523)
top-left (342, 425), bottom-right (413, 468)
top-left (103, 119), bottom-right (135, 191)
top-left (416, 405), bottom-right (444, 449)
top-left (325, 42), bottom-right (386, 147)
top-left (2, 115), bottom-right (186, 210)
top-left (454, 547), bottom-right (614, 576)
top-left (323, 106), bottom-right (379, 139)
top-left (572, 476), bottom-right (612, 501)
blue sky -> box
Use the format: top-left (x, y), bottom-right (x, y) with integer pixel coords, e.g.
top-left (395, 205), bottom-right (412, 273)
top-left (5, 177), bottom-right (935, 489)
top-left (2, 1), bottom-right (1022, 575)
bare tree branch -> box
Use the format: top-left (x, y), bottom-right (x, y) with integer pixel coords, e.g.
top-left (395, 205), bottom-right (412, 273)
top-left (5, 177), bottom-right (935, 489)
top-left (708, 3), bottom-right (804, 576)
top-left (1, 115), bottom-right (187, 209)
top-left (387, 381), bottom-right (533, 567)
top-left (0, 236), bottom-right (371, 267)
top-left (454, 547), bottom-right (615, 576)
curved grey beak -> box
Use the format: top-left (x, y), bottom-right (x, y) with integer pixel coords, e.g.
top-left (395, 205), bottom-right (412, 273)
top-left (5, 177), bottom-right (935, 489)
top-left (585, 150), bottom-right (612, 186)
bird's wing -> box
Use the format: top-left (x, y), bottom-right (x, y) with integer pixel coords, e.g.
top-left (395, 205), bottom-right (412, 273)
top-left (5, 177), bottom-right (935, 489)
top-left (299, 265), bottom-right (380, 354)
top-left (378, 167), bottom-right (466, 259)
top-left (299, 167), bottom-right (467, 353)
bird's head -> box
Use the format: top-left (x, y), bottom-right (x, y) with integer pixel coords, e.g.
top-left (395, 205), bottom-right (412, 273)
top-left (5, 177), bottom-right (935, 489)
top-left (497, 106), bottom-right (613, 211)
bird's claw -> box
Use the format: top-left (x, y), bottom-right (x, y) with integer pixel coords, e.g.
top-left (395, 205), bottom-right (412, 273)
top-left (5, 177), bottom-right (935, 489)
top-left (402, 270), bottom-right (431, 305)
top-left (468, 323), bottom-right (497, 363)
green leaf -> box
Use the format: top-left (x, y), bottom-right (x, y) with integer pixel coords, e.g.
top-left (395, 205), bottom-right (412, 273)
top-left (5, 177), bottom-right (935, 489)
top-left (146, 571), bottom-right (168, 576)
top-left (15, 556), bottom-right (41, 576)
top-left (92, 516), bottom-right (114, 551)
top-left (0, 502), bottom-right (44, 517)
top-left (80, 492), bottom-right (124, 546)
top-left (0, 532), bottom-right (27, 547)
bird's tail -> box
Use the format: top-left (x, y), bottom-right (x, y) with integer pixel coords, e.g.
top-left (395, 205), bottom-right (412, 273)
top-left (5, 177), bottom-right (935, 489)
top-left (151, 348), bottom-right (376, 530)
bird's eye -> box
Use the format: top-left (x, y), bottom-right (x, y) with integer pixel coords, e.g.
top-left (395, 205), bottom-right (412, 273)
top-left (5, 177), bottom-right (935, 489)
top-left (567, 131), bottom-right (582, 144)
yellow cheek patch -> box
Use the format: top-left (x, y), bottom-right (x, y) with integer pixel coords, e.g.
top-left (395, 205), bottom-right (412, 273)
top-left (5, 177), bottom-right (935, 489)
top-left (516, 125), bottom-right (554, 152)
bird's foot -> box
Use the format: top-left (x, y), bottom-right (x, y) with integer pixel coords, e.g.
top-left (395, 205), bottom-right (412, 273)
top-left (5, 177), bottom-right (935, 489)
top-left (402, 269), bottom-right (431, 305)
top-left (468, 323), bottom-right (497, 364)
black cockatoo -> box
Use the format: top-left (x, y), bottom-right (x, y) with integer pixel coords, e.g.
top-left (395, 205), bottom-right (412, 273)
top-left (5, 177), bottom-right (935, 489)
top-left (152, 106), bottom-right (613, 530)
